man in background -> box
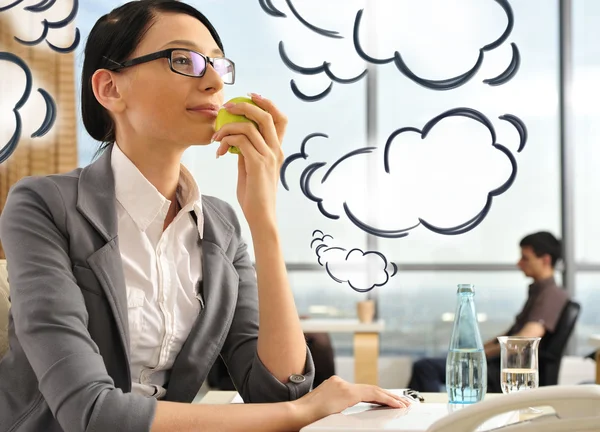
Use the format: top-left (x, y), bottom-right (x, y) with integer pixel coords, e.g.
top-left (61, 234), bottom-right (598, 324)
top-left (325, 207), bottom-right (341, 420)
top-left (408, 231), bottom-right (569, 393)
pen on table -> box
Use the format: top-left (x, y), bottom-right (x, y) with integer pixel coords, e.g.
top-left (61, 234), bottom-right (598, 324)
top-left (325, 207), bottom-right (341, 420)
top-left (403, 389), bottom-right (425, 402)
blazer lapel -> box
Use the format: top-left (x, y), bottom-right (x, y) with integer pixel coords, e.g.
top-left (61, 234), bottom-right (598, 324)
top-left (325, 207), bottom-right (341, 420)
top-left (76, 148), bottom-right (240, 400)
top-left (165, 197), bottom-right (239, 402)
top-left (86, 241), bottom-right (130, 363)
top-left (76, 147), bottom-right (131, 367)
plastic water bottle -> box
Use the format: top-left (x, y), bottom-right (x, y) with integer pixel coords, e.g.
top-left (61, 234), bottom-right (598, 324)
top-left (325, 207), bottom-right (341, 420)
top-left (446, 284), bottom-right (487, 404)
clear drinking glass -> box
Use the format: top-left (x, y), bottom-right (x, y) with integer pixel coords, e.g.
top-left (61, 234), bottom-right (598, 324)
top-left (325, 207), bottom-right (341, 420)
top-left (497, 336), bottom-right (541, 413)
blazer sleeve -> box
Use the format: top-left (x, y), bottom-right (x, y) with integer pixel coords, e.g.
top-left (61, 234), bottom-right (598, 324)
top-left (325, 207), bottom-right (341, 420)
top-left (217, 210), bottom-right (315, 403)
top-left (0, 176), bottom-right (156, 432)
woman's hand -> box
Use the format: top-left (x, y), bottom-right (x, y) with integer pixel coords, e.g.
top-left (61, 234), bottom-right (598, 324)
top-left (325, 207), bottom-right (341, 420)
top-left (292, 376), bottom-right (413, 425)
top-left (213, 94), bottom-right (287, 229)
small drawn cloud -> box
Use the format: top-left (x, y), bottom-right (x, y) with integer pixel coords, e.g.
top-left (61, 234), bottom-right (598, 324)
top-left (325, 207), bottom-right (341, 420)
top-left (0, 51), bottom-right (57, 164)
top-left (311, 230), bottom-right (397, 292)
top-left (258, 0), bottom-right (520, 101)
top-left (282, 108), bottom-right (527, 237)
top-left (1, 0), bottom-right (81, 53)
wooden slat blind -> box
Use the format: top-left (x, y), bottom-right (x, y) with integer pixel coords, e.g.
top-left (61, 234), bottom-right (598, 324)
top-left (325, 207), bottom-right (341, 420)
top-left (0, 12), bottom-right (78, 258)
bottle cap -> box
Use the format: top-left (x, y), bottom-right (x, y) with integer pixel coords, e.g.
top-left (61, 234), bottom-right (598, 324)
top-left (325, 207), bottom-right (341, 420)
top-left (457, 284), bottom-right (475, 293)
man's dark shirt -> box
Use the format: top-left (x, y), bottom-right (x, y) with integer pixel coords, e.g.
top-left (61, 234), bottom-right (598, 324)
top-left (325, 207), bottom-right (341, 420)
top-left (507, 277), bottom-right (569, 336)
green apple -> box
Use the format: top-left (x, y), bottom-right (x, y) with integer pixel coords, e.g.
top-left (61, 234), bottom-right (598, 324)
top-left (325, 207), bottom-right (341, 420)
top-left (214, 96), bottom-right (259, 154)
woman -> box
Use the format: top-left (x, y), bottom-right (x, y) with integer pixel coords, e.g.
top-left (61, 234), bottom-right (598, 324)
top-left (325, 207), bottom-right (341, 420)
top-left (0, 1), bottom-right (410, 431)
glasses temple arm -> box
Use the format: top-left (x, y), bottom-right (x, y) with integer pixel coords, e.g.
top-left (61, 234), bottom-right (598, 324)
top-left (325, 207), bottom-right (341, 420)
top-left (102, 56), bottom-right (125, 69)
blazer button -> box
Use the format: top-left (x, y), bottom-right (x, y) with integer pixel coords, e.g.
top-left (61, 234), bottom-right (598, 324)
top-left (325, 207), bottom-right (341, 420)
top-left (289, 374), bottom-right (306, 384)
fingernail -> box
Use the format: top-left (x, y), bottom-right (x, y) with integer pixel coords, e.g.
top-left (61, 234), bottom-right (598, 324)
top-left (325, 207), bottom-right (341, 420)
top-left (249, 92), bottom-right (262, 100)
top-left (216, 150), bottom-right (221, 159)
top-left (223, 102), bottom-right (235, 109)
top-left (211, 133), bottom-right (218, 142)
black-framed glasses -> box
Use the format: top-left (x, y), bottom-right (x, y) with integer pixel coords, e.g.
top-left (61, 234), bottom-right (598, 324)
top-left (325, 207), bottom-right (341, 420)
top-left (103, 48), bottom-right (236, 84)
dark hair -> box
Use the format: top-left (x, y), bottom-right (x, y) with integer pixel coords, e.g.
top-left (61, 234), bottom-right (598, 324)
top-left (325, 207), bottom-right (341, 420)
top-left (81, 0), bottom-right (224, 157)
top-left (520, 231), bottom-right (562, 267)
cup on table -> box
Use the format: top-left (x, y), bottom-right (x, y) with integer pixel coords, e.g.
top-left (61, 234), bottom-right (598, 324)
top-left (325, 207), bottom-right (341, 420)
top-left (497, 336), bottom-right (541, 393)
top-left (357, 300), bottom-right (375, 323)
top-left (497, 336), bottom-right (542, 413)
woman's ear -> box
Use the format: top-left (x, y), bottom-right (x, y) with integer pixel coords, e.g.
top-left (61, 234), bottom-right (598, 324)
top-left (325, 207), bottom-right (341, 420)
top-left (91, 69), bottom-right (126, 114)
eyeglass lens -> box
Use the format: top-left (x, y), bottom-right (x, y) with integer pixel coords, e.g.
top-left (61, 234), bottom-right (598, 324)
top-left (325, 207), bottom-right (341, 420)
top-left (170, 49), bottom-right (234, 84)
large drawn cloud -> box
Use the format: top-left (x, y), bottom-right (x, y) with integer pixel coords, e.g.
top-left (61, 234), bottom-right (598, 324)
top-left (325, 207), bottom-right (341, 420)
top-left (311, 230), bottom-right (397, 292)
top-left (281, 108), bottom-right (527, 237)
top-left (0, 52), bottom-right (57, 164)
top-left (0, 0), bottom-right (80, 53)
top-left (259, 0), bottom-right (520, 101)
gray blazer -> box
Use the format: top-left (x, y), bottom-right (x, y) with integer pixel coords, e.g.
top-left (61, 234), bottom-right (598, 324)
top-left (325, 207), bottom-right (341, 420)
top-left (0, 147), bottom-right (314, 432)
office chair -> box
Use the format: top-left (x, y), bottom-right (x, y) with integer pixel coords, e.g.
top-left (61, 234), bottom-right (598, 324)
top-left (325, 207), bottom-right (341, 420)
top-left (538, 300), bottom-right (581, 386)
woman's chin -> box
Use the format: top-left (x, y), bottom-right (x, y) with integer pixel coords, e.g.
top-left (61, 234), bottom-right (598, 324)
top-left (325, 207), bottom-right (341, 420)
top-left (189, 140), bottom-right (213, 147)
top-left (186, 124), bottom-right (216, 147)
top-left (183, 129), bottom-right (215, 146)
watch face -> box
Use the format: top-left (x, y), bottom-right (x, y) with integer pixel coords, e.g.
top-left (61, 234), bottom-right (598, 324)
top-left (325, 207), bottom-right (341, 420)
top-left (290, 374), bottom-right (306, 384)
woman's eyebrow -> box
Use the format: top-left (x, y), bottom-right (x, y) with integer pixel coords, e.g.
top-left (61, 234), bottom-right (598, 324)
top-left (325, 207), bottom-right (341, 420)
top-left (161, 39), bottom-right (224, 56)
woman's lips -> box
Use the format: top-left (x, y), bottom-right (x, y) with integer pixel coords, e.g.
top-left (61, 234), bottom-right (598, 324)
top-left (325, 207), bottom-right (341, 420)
top-left (188, 107), bottom-right (219, 117)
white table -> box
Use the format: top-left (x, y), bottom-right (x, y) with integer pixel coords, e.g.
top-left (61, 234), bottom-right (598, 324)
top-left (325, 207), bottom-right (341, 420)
top-left (199, 390), bottom-right (548, 431)
top-left (199, 390), bottom-right (473, 405)
top-left (300, 319), bottom-right (385, 385)
top-left (589, 335), bottom-right (600, 384)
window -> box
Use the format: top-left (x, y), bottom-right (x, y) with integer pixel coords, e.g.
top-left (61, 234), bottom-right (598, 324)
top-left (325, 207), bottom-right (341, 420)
top-left (378, 271), bottom-right (533, 355)
top-left (574, 0), bottom-right (600, 263)
top-left (375, 0), bottom-right (560, 263)
top-left (573, 274), bottom-right (600, 356)
top-left (75, 0), bottom-right (586, 361)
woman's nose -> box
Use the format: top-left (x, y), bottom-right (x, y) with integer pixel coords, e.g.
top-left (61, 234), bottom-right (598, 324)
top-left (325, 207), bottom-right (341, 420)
top-left (199, 63), bottom-right (224, 93)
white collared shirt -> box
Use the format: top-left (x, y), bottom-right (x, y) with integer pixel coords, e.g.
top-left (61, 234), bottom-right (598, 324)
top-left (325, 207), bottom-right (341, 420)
top-left (111, 144), bottom-right (204, 399)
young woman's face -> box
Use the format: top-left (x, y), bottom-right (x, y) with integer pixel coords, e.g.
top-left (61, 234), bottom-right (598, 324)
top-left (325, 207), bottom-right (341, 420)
top-left (113, 12), bottom-right (225, 147)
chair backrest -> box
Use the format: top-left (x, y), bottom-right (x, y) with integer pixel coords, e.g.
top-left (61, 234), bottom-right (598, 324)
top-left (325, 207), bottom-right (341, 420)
top-left (538, 300), bottom-right (581, 386)
top-left (0, 259), bottom-right (9, 359)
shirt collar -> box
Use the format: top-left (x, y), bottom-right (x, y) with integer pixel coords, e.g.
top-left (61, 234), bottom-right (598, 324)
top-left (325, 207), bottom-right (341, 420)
top-left (178, 163), bottom-right (204, 238)
top-left (529, 276), bottom-right (556, 296)
top-left (111, 143), bottom-right (203, 237)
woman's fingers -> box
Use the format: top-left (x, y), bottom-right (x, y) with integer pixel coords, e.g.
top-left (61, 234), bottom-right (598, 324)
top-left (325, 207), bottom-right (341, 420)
top-left (219, 135), bottom-right (261, 166)
top-left (297, 377), bottom-right (413, 424)
top-left (361, 387), bottom-right (411, 409)
top-left (382, 389), bottom-right (413, 406)
top-left (249, 93), bottom-right (288, 143)
top-left (214, 122), bottom-right (271, 157)
top-left (223, 98), bottom-right (282, 152)
top-left (319, 378), bottom-right (412, 409)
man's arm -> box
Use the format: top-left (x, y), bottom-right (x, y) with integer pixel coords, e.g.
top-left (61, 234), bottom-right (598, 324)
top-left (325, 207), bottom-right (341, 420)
top-left (483, 326), bottom-right (514, 358)
top-left (484, 338), bottom-right (502, 359)
top-left (513, 322), bottom-right (546, 338)
top-left (484, 322), bottom-right (546, 358)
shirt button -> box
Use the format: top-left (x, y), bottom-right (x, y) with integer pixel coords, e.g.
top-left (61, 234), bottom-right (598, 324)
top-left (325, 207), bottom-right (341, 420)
top-left (289, 374), bottom-right (306, 384)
